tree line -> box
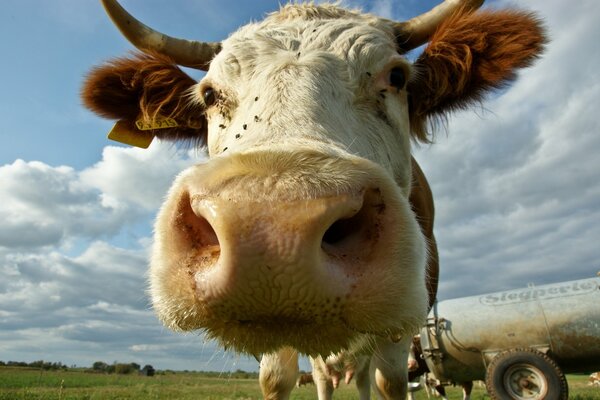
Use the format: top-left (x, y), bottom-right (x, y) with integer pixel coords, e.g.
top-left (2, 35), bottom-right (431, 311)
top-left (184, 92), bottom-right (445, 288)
top-left (91, 361), bottom-right (155, 376)
top-left (0, 360), bottom-right (67, 370)
top-left (0, 361), bottom-right (259, 379)
top-left (0, 360), bottom-right (154, 376)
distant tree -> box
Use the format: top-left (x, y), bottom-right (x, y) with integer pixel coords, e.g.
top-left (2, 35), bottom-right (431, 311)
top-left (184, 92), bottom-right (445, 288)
top-left (8, 361), bottom-right (28, 367)
top-left (233, 369), bottom-right (250, 379)
top-left (114, 364), bottom-right (129, 374)
top-left (0, 361), bottom-right (5, 366)
top-left (92, 361), bottom-right (109, 372)
top-left (25, 360), bottom-right (64, 371)
top-left (141, 365), bottom-right (155, 377)
top-left (114, 363), bottom-right (140, 375)
top-left (50, 362), bottom-right (64, 370)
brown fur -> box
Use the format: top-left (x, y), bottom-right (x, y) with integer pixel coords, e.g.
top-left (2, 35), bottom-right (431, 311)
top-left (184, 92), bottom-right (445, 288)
top-left (408, 8), bottom-right (547, 142)
top-left (81, 52), bottom-right (206, 144)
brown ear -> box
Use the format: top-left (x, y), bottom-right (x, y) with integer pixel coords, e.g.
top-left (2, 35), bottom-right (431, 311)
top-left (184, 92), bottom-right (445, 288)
top-left (407, 8), bottom-right (547, 142)
top-left (409, 158), bottom-right (438, 309)
top-left (81, 52), bottom-right (206, 145)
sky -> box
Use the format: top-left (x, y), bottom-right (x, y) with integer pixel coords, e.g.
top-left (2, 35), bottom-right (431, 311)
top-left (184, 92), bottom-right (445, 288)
top-left (0, 0), bottom-right (599, 373)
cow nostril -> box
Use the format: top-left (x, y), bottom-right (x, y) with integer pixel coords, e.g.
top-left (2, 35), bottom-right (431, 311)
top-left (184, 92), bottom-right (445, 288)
top-left (321, 188), bottom-right (384, 256)
top-left (322, 214), bottom-right (362, 246)
top-left (174, 192), bottom-right (219, 250)
top-left (321, 188), bottom-right (386, 259)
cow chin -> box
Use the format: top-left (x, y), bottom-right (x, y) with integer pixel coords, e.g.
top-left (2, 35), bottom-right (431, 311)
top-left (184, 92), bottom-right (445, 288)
top-left (196, 317), bottom-right (364, 356)
top-left (149, 149), bottom-right (428, 356)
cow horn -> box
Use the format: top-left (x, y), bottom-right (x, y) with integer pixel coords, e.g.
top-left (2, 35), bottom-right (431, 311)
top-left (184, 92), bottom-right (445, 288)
top-left (101, 0), bottom-right (221, 70)
top-left (395, 0), bottom-right (484, 51)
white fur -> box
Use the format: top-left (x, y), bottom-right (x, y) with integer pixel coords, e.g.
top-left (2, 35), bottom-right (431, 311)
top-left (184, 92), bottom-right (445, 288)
top-left (196, 5), bottom-right (414, 190)
top-left (260, 347), bottom-right (299, 400)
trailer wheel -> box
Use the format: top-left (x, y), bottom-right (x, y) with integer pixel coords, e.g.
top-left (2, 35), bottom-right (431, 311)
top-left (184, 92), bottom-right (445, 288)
top-left (485, 348), bottom-right (568, 400)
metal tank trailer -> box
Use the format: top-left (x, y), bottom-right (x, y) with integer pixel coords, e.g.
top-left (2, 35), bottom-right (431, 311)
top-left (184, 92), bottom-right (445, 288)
top-left (419, 276), bottom-right (600, 399)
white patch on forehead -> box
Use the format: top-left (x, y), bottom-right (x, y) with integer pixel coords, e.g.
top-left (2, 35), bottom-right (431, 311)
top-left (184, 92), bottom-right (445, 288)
top-left (198, 4), bottom-right (413, 191)
top-left (219, 9), bottom-right (398, 79)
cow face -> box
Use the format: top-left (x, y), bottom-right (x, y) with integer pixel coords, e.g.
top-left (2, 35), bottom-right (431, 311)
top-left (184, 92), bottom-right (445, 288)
top-left (198, 9), bottom-right (414, 189)
top-left (149, 8), bottom-right (428, 356)
top-left (82, 1), bottom-right (546, 356)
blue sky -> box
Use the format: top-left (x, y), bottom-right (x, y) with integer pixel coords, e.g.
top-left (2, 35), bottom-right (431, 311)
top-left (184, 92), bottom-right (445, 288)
top-left (1, 0), bottom-right (599, 373)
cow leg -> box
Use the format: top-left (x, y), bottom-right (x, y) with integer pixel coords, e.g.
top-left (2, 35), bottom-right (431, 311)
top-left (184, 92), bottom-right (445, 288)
top-left (354, 356), bottom-right (371, 400)
top-left (259, 347), bottom-right (299, 400)
top-left (462, 381), bottom-right (473, 400)
top-left (310, 356), bottom-right (334, 400)
top-left (370, 336), bottom-right (411, 400)
top-left (435, 384), bottom-right (449, 400)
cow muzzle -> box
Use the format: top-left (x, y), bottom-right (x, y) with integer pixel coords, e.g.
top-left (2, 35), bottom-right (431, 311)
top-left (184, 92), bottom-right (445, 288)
top-left (150, 149), bottom-right (427, 355)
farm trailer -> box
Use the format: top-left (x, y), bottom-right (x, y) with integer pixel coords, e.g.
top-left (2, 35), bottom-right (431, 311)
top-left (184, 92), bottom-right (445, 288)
top-left (419, 276), bottom-right (600, 399)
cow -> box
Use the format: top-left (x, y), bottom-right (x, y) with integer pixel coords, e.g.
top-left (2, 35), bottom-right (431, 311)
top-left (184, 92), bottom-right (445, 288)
top-left (296, 372), bottom-right (314, 387)
top-left (311, 351), bottom-right (371, 400)
top-left (81, 0), bottom-right (546, 398)
top-left (590, 372), bottom-right (600, 386)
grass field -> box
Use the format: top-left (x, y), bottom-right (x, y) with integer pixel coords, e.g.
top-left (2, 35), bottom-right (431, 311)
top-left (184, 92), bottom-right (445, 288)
top-left (1, 367), bottom-right (599, 399)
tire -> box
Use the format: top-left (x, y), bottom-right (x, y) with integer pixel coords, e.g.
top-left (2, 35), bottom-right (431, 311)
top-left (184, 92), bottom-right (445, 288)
top-left (485, 348), bottom-right (568, 400)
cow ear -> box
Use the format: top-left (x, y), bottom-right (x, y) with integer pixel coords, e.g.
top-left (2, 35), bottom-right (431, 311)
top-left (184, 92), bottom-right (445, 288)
top-left (81, 52), bottom-right (206, 145)
top-left (407, 8), bottom-right (547, 142)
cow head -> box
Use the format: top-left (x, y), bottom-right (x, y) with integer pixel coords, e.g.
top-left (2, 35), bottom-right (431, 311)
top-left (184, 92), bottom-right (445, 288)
top-left (82, 0), bottom-right (545, 356)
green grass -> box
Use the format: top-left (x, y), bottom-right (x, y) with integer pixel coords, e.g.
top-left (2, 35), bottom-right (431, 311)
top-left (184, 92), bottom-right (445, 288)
top-left (1, 367), bottom-right (599, 399)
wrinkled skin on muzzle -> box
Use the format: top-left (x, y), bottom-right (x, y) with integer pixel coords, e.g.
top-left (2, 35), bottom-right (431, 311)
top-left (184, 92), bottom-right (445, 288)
top-left (150, 149), bottom-right (427, 355)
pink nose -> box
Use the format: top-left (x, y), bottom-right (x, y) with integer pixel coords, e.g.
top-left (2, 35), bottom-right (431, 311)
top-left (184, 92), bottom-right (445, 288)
top-left (150, 150), bottom-right (427, 354)
top-left (170, 184), bottom-right (385, 322)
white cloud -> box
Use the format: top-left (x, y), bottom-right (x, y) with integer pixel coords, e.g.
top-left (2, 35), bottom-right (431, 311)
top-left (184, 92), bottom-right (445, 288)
top-left (0, 141), bottom-right (199, 251)
top-left (0, 160), bottom-right (127, 249)
top-left (80, 142), bottom-right (199, 211)
top-left (0, 244), bottom-right (145, 320)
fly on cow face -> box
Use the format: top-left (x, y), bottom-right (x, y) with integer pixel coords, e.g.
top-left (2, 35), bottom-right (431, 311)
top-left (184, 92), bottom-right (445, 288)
top-left (195, 17), bottom-right (415, 186)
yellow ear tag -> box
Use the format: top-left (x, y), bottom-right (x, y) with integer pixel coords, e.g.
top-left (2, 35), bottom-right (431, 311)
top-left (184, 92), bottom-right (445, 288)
top-left (107, 120), bottom-right (155, 149)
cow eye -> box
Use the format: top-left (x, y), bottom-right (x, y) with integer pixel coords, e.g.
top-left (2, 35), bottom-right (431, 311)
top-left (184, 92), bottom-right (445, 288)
top-left (389, 67), bottom-right (406, 90)
top-left (203, 87), bottom-right (217, 106)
